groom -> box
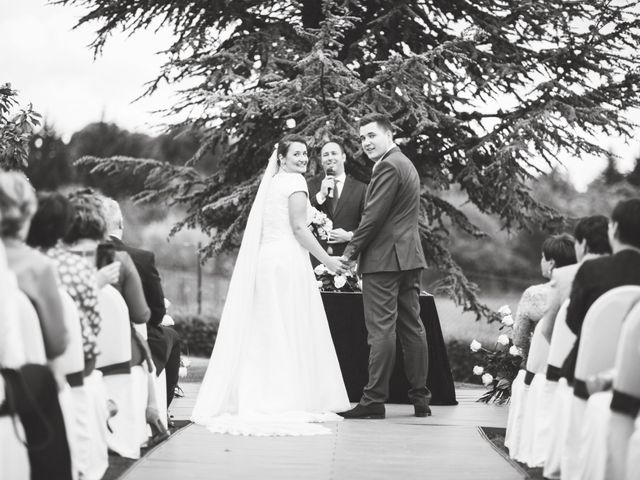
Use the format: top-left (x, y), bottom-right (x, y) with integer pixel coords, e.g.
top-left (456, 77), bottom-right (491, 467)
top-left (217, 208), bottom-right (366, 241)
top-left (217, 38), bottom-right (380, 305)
top-left (338, 113), bottom-right (431, 419)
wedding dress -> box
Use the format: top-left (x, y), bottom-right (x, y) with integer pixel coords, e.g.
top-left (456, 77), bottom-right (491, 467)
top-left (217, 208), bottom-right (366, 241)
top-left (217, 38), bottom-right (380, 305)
top-left (191, 152), bottom-right (350, 436)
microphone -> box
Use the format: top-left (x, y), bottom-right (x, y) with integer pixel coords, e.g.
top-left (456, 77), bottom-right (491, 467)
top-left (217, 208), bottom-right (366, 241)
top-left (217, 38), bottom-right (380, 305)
top-left (326, 167), bottom-right (336, 199)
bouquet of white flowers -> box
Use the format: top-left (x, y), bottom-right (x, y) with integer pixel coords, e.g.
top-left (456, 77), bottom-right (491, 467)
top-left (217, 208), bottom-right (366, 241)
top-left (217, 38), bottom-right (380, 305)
top-left (470, 304), bottom-right (522, 404)
top-left (309, 207), bottom-right (333, 241)
top-left (314, 263), bottom-right (362, 293)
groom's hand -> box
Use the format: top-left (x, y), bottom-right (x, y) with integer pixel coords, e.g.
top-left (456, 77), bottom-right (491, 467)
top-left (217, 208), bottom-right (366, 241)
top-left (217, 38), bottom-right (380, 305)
top-left (339, 256), bottom-right (356, 272)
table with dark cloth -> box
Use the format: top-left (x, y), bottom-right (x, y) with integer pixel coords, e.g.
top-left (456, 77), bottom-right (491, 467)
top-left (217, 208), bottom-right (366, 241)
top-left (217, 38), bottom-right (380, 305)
top-left (321, 292), bottom-right (457, 406)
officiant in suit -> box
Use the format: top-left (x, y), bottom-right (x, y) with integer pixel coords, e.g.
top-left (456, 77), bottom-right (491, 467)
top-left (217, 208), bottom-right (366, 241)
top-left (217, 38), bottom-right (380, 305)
top-left (338, 113), bottom-right (430, 420)
top-left (102, 197), bottom-right (182, 408)
top-left (307, 139), bottom-right (367, 258)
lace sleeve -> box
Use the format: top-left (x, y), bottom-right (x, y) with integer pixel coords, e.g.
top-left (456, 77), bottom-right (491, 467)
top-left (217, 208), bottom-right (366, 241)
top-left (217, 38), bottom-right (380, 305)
top-left (513, 283), bottom-right (550, 353)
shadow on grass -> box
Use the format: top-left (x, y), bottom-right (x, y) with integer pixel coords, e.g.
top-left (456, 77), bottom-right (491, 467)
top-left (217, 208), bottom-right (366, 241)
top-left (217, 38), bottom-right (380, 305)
top-left (479, 426), bottom-right (543, 480)
top-left (101, 420), bottom-right (191, 480)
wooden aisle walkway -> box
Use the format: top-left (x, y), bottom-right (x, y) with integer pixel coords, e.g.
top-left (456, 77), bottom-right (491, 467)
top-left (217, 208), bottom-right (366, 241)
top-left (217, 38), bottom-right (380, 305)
top-left (123, 384), bottom-right (523, 480)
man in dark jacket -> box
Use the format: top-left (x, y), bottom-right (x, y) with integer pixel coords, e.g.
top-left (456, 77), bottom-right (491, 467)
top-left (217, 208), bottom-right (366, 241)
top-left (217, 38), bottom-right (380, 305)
top-left (102, 197), bottom-right (182, 408)
top-left (338, 113), bottom-right (430, 419)
top-left (561, 198), bottom-right (640, 383)
top-left (307, 139), bottom-right (367, 257)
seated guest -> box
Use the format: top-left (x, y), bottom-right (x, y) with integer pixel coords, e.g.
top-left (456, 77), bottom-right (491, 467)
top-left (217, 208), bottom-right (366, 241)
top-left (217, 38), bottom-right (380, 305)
top-left (513, 234), bottom-right (577, 362)
top-left (64, 189), bottom-right (168, 443)
top-left (307, 139), bottom-right (367, 257)
top-left (561, 198), bottom-right (640, 384)
top-left (101, 196), bottom-right (182, 409)
top-left (0, 176), bottom-right (73, 480)
top-left (26, 192), bottom-right (102, 376)
top-left (540, 215), bottom-right (611, 343)
top-left (0, 170), bottom-right (68, 360)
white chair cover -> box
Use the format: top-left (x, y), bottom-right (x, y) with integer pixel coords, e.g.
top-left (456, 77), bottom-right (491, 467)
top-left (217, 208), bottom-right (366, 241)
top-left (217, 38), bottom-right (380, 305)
top-left (81, 371), bottom-right (109, 480)
top-left (626, 415), bottom-right (640, 480)
top-left (52, 289), bottom-right (85, 384)
top-left (543, 379), bottom-right (573, 479)
top-left (604, 301), bottom-right (640, 480)
top-left (104, 366), bottom-right (148, 458)
top-left (0, 245), bottom-right (29, 479)
top-left (96, 286), bottom-right (147, 458)
top-left (515, 320), bottom-right (550, 466)
top-left (562, 286), bottom-right (640, 480)
top-left (0, 416), bottom-right (30, 480)
top-left (576, 390), bottom-right (612, 480)
top-left (542, 300), bottom-right (572, 478)
top-left (16, 290), bottom-right (47, 364)
top-left (96, 285), bottom-right (131, 372)
top-left (505, 369), bottom-right (528, 458)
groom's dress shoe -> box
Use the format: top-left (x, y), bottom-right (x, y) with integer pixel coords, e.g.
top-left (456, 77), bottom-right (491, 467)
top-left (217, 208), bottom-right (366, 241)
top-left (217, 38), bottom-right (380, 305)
top-left (338, 404), bottom-right (385, 419)
top-left (414, 405), bottom-right (432, 417)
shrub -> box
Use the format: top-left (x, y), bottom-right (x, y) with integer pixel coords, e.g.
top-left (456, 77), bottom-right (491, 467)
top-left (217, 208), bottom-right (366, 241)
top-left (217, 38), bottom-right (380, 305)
top-left (172, 313), bottom-right (219, 357)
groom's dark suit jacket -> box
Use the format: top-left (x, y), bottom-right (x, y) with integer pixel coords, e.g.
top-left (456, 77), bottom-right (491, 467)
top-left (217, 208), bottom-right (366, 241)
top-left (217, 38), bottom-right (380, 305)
top-left (343, 146), bottom-right (427, 273)
top-left (308, 173), bottom-right (367, 257)
top-left (561, 249), bottom-right (640, 382)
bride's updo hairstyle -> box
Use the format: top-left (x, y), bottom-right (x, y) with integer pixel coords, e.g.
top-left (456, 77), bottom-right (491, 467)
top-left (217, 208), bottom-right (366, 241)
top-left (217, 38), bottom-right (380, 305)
top-left (276, 134), bottom-right (307, 167)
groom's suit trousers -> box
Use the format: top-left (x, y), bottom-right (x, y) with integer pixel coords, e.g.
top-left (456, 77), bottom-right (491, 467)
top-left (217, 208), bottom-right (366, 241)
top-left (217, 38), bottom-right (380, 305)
top-left (360, 269), bottom-right (430, 406)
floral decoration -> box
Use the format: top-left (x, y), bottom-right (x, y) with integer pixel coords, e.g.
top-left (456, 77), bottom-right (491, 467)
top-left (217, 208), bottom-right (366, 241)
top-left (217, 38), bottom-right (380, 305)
top-left (314, 263), bottom-right (361, 292)
top-left (470, 304), bottom-right (523, 404)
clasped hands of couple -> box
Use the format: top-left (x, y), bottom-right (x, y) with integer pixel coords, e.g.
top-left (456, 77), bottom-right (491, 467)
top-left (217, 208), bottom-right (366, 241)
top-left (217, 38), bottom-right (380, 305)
top-left (324, 255), bottom-right (355, 276)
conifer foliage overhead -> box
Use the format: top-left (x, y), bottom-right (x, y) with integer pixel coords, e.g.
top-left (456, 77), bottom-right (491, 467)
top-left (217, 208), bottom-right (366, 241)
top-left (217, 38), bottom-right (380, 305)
top-left (64, 0), bottom-right (640, 318)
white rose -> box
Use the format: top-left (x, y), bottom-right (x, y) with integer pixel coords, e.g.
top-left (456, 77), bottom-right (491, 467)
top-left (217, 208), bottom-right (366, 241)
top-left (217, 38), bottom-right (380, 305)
top-left (509, 345), bottom-right (522, 357)
top-left (473, 365), bottom-right (484, 376)
top-left (178, 366), bottom-right (188, 378)
top-left (316, 280), bottom-right (324, 289)
top-left (482, 373), bottom-right (494, 386)
top-left (501, 314), bottom-right (514, 327)
top-left (334, 275), bottom-right (347, 289)
top-left (470, 339), bottom-right (482, 352)
top-left (497, 334), bottom-right (510, 346)
top-left (314, 264), bottom-right (328, 275)
top-left (498, 305), bottom-right (512, 316)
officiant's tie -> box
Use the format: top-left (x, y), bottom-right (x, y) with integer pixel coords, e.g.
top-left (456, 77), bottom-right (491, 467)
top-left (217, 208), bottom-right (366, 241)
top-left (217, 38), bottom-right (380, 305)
top-left (329, 177), bottom-right (340, 215)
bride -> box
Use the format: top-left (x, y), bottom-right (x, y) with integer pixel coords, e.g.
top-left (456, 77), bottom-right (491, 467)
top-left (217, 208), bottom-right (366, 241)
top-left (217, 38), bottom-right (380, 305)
top-left (191, 135), bottom-right (351, 436)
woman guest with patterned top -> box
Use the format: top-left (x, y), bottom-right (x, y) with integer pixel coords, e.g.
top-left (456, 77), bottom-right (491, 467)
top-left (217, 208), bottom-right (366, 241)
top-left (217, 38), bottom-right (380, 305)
top-left (26, 192), bottom-right (105, 375)
top-left (513, 234), bottom-right (577, 363)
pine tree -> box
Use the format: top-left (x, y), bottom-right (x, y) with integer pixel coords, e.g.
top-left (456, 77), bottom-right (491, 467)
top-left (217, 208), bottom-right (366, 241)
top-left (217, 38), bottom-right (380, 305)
top-left (63, 0), bottom-right (640, 319)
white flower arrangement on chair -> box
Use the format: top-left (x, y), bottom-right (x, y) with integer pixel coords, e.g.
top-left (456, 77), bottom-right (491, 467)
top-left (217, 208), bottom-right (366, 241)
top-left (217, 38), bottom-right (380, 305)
top-left (469, 304), bottom-right (522, 404)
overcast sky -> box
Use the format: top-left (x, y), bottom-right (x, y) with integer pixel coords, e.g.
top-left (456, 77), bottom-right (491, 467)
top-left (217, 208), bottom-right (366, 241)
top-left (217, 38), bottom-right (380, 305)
top-left (2, 0), bottom-right (639, 190)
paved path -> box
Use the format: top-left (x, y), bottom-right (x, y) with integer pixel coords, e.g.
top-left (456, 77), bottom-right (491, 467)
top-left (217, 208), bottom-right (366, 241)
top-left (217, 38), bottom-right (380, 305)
top-left (124, 384), bottom-right (523, 480)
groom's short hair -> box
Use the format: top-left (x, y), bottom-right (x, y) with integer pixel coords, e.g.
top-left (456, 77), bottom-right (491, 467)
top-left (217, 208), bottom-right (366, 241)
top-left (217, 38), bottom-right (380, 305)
top-left (358, 113), bottom-right (393, 133)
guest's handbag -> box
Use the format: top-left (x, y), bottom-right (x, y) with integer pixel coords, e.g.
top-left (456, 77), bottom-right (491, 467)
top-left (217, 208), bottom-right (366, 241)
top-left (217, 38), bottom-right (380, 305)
top-left (0, 364), bottom-right (72, 480)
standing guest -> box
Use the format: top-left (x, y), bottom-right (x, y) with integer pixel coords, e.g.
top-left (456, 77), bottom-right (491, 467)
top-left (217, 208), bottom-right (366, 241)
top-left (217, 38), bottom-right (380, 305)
top-left (307, 139), bottom-right (367, 257)
top-left (339, 113), bottom-right (430, 419)
top-left (101, 196), bottom-right (182, 410)
top-left (512, 234), bottom-right (576, 362)
top-left (561, 198), bottom-right (640, 383)
top-left (539, 215), bottom-right (611, 343)
top-left (0, 170), bottom-right (68, 360)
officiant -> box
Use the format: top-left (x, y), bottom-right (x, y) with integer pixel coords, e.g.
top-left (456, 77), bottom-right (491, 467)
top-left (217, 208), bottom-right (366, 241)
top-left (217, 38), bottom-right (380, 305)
top-left (308, 139), bottom-right (367, 258)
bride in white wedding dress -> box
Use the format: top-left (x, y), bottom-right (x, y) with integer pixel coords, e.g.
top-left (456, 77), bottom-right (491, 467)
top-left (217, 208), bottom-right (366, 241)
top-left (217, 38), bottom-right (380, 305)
top-left (191, 135), bottom-right (351, 436)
